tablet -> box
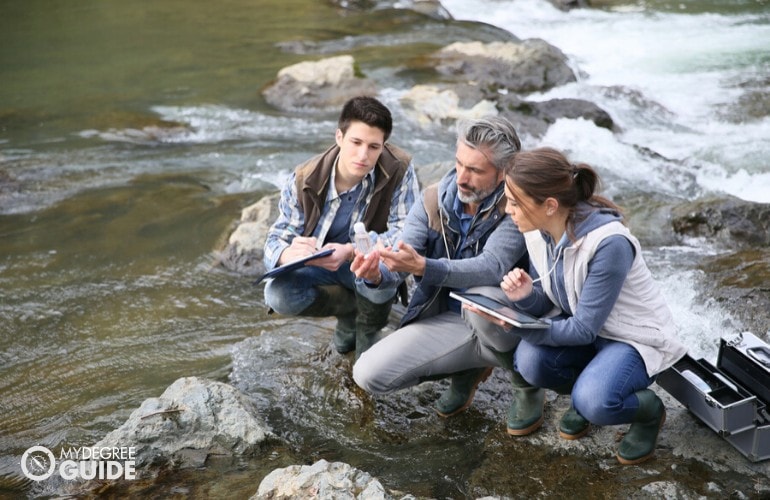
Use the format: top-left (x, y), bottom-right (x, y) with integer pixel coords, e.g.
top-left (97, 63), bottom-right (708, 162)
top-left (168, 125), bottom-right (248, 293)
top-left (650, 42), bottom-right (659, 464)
top-left (253, 248), bottom-right (335, 285)
top-left (449, 291), bottom-right (551, 329)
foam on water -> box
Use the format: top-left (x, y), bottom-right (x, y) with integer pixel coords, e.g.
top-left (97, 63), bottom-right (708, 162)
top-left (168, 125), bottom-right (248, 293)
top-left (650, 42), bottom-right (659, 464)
top-left (75, 105), bottom-right (342, 196)
top-left (539, 118), bottom-right (701, 198)
top-left (647, 245), bottom-right (744, 360)
top-left (442, 0), bottom-right (770, 202)
top-left (149, 105), bottom-right (335, 145)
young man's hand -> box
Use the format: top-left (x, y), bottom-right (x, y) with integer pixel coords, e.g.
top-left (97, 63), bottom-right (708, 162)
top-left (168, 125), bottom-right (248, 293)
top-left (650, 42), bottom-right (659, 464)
top-left (278, 236), bottom-right (319, 264)
top-left (312, 242), bottom-right (354, 271)
top-left (350, 250), bottom-right (382, 285)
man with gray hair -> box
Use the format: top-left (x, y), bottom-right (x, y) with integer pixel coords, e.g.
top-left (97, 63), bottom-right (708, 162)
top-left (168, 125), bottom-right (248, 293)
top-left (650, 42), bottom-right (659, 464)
top-left (351, 116), bottom-right (542, 436)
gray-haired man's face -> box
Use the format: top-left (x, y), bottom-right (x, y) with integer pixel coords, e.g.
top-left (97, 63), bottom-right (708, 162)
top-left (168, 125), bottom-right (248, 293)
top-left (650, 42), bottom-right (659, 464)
top-left (454, 142), bottom-right (503, 206)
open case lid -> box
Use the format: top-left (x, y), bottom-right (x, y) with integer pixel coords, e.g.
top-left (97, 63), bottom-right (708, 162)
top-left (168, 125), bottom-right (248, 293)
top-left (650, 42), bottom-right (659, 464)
top-left (718, 332), bottom-right (770, 407)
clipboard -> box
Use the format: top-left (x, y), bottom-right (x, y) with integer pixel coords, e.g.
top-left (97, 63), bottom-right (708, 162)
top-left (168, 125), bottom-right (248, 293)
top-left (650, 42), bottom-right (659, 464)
top-left (449, 291), bottom-right (551, 329)
top-left (253, 248), bottom-right (335, 285)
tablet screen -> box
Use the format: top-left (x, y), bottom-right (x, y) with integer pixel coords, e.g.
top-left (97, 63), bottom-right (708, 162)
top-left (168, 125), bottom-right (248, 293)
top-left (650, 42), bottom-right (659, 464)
top-left (450, 292), bottom-right (550, 329)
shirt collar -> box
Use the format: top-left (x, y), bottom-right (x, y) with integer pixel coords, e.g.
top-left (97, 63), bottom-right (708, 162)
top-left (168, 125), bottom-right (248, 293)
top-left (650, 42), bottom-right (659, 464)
top-left (328, 153), bottom-right (375, 201)
top-left (452, 195), bottom-right (473, 221)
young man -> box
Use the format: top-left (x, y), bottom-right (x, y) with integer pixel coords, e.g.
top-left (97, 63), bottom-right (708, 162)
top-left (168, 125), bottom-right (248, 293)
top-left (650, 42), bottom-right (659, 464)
top-left (351, 116), bottom-right (543, 436)
top-left (262, 96), bottom-right (420, 359)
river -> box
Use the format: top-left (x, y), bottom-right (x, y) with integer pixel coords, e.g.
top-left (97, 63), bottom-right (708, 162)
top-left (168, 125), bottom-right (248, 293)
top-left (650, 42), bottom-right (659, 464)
top-left (1, 0), bottom-right (768, 497)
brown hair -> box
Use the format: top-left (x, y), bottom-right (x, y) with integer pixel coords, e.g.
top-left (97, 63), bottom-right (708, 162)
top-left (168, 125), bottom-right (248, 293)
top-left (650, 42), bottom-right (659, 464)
top-left (338, 96), bottom-right (392, 141)
top-left (504, 147), bottom-right (623, 240)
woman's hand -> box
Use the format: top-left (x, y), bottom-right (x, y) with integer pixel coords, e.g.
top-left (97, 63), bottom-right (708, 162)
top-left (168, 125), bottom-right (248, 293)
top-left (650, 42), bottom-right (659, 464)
top-left (500, 268), bottom-right (534, 302)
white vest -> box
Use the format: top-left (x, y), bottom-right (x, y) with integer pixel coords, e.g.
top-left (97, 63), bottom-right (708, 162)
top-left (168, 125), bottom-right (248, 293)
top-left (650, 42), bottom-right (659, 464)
top-left (525, 222), bottom-right (687, 376)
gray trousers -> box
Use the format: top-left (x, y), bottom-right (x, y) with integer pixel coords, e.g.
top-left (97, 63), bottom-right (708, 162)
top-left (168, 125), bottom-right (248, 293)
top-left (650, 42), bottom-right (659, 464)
top-left (352, 286), bottom-right (520, 395)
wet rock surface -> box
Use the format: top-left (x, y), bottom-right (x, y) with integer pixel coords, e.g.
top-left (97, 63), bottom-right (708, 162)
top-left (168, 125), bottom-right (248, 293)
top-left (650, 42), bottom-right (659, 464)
top-left (671, 196), bottom-right (770, 248)
top-left (433, 39), bottom-right (576, 93)
top-left (94, 376), bottom-right (274, 468)
top-left (497, 94), bottom-right (616, 139)
top-left (253, 459), bottom-right (391, 499)
top-left (47, 377), bottom-right (275, 498)
top-left (214, 193), bottom-right (280, 276)
top-left (262, 55), bottom-right (378, 111)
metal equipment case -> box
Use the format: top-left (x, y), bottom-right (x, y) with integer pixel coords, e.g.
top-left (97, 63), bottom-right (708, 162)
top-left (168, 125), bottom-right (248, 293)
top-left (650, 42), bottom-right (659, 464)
top-left (657, 331), bottom-right (770, 462)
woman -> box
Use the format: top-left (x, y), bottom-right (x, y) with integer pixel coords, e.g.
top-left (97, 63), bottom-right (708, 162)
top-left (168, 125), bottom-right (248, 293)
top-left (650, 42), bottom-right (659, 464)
top-left (466, 147), bottom-right (687, 464)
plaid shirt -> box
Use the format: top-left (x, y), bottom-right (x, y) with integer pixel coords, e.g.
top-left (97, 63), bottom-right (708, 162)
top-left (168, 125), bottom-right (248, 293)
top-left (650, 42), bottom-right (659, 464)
top-left (263, 154), bottom-right (419, 270)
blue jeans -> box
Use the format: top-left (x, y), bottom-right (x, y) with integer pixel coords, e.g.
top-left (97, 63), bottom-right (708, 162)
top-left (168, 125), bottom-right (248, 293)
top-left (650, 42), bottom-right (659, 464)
top-left (514, 337), bottom-right (654, 426)
top-left (264, 263), bottom-right (395, 315)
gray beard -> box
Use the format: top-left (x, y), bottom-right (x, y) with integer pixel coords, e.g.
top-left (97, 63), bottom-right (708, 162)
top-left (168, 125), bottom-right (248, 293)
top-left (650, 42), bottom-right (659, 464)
top-left (457, 185), bottom-right (496, 205)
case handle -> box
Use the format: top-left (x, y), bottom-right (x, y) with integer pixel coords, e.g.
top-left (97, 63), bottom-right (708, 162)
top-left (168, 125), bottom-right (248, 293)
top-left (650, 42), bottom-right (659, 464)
top-left (747, 346), bottom-right (770, 368)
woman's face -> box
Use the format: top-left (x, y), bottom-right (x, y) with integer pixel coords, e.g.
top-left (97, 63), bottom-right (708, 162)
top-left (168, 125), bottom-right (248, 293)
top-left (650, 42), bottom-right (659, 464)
top-left (504, 181), bottom-right (545, 233)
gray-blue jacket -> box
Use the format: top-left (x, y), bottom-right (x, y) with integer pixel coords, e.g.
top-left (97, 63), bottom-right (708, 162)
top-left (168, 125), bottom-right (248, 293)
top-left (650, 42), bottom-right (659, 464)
top-left (373, 169), bottom-right (528, 326)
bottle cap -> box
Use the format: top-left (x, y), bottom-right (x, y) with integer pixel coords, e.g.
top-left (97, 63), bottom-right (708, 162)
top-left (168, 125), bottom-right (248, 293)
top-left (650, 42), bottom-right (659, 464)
top-left (354, 222), bottom-right (366, 234)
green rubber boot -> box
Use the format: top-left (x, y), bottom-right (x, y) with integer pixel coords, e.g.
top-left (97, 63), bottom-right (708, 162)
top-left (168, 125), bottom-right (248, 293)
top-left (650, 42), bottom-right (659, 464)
top-left (434, 367), bottom-right (493, 418)
top-left (558, 405), bottom-right (590, 440)
top-left (617, 389), bottom-right (666, 465)
top-left (491, 349), bottom-right (544, 436)
top-left (299, 285), bottom-right (358, 353)
top-left (354, 294), bottom-right (393, 360)
top-left (506, 368), bottom-right (545, 436)
top-left (333, 314), bottom-right (357, 354)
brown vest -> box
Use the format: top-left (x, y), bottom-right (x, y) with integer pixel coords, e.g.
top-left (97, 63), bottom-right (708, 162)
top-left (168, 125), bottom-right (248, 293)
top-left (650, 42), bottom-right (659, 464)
top-left (294, 143), bottom-right (412, 237)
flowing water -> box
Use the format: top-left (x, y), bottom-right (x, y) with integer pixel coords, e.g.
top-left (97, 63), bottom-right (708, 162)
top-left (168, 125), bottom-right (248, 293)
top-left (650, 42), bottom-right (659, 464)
top-left (1, 0), bottom-right (768, 497)
top-left (443, 0), bottom-right (770, 203)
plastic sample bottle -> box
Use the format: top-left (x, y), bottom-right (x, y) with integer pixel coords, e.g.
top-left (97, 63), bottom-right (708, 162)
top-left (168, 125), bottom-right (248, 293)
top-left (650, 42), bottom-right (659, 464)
top-left (353, 222), bottom-right (374, 256)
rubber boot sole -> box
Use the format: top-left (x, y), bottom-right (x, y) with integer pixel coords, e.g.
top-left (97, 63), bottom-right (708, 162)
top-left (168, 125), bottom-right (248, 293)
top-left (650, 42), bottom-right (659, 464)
top-left (558, 408), bottom-right (591, 440)
top-left (616, 409), bottom-right (666, 465)
top-left (435, 367), bottom-right (493, 418)
top-left (506, 413), bottom-right (544, 436)
top-left (559, 425), bottom-right (590, 440)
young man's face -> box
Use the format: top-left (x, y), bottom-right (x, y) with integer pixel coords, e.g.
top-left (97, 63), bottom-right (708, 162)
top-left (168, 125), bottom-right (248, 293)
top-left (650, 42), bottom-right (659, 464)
top-left (335, 121), bottom-right (386, 182)
top-left (454, 142), bottom-right (504, 206)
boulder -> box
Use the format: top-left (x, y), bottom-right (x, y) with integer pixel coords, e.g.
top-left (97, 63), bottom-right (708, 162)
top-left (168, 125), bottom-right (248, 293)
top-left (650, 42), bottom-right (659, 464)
top-left (253, 460), bottom-right (391, 500)
top-left (399, 84), bottom-right (498, 126)
top-left (398, 83), bottom-right (614, 140)
top-left (434, 39), bottom-right (576, 93)
top-left (671, 196), bottom-right (770, 248)
top-left (498, 94), bottom-right (615, 139)
top-left (215, 193), bottom-right (280, 276)
top-left (262, 55), bottom-right (377, 111)
top-left (93, 377), bottom-right (273, 469)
